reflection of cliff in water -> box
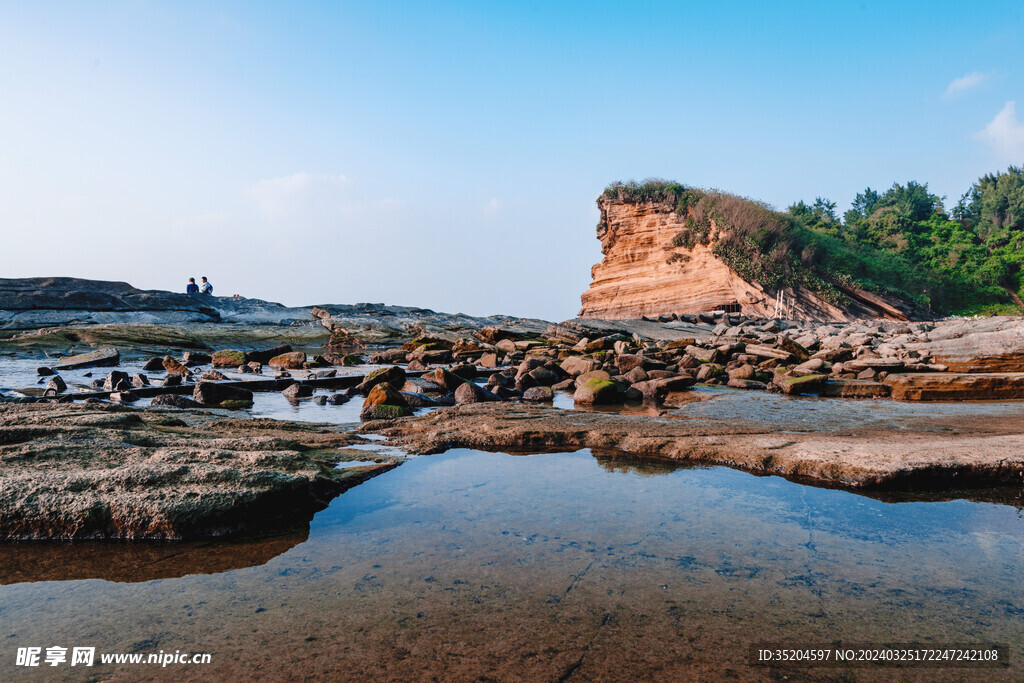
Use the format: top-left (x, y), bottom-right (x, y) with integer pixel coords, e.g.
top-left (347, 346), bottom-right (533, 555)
top-left (0, 528), bottom-right (307, 585)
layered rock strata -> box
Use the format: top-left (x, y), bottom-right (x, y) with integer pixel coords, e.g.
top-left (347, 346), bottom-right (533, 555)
top-left (579, 198), bottom-right (912, 322)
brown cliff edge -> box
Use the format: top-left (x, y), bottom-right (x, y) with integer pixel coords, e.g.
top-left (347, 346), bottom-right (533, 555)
top-left (580, 195), bottom-right (916, 322)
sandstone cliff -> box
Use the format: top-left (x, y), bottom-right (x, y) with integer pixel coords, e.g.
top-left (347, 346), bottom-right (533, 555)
top-left (579, 196), bottom-right (917, 322)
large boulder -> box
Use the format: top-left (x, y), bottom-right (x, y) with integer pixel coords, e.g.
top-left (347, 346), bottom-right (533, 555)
top-left (267, 351), bottom-right (307, 369)
top-left (615, 354), bottom-right (645, 374)
top-left (772, 373), bottom-right (827, 396)
top-left (573, 379), bottom-right (626, 405)
top-left (211, 350), bottom-right (246, 368)
top-left (162, 356), bottom-right (192, 376)
top-left (560, 356), bottom-right (600, 377)
top-left (102, 371), bottom-right (131, 392)
top-left (357, 366), bottom-right (407, 395)
top-left (420, 367), bottom-right (466, 392)
top-left (360, 383), bottom-right (412, 420)
top-left (193, 382), bottom-right (254, 406)
top-left (244, 345), bottom-right (293, 365)
top-left (631, 376), bottom-right (696, 399)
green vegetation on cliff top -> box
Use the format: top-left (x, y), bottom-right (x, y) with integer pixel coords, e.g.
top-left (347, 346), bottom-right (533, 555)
top-left (600, 169), bottom-right (1024, 316)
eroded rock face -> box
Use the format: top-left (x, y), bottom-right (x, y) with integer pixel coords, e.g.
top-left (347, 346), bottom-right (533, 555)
top-left (0, 403), bottom-right (396, 540)
top-left (579, 198), bottom-right (912, 322)
top-left (884, 372), bottom-right (1024, 401)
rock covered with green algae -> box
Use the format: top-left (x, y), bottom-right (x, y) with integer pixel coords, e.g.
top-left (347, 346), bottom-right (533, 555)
top-left (0, 403), bottom-right (397, 540)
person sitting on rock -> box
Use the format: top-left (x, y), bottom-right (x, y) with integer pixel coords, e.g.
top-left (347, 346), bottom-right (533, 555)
top-left (186, 277), bottom-right (199, 294)
top-left (200, 276), bottom-right (213, 295)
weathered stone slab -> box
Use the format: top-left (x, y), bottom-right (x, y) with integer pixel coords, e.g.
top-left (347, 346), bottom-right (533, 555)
top-left (54, 347), bottom-right (120, 370)
top-left (820, 379), bottom-right (891, 399)
top-left (884, 372), bottom-right (1024, 401)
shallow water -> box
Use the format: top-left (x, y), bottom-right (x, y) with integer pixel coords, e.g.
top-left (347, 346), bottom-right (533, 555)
top-left (1, 449), bottom-right (1021, 680)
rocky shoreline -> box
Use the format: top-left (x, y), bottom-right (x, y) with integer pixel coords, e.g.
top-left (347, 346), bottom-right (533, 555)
top-left (5, 277), bottom-right (1024, 540)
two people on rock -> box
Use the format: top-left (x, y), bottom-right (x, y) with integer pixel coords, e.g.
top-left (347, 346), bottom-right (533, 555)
top-left (186, 277), bottom-right (213, 295)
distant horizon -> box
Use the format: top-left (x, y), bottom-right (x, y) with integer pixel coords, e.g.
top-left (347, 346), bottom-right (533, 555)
top-left (2, 2), bottom-right (1022, 320)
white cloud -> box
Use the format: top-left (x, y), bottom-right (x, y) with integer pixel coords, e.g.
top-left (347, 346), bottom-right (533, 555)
top-left (975, 101), bottom-right (1024, 161)
top-left (244, 172), bottom-right (354, 221)
top-left (943, 71), bottom-right (989, 99)
top-left (482, 197), bottom-right (503, 217)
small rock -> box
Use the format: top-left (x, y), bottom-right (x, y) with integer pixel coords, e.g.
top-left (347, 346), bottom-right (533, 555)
top-left (522, 386), bottom-right (554, 402)
top-left (103, 371), bottom-right (131, 391)
top-left (193, 382), bottom-right (254, 406)
top-left (454, 382), bottom-right (502, 404)
top-left (150, 394), bottom-right (202, 409)
top-left (282, 383), bottom-right (314, 400)
top-left (47, 376), bottom-right (67, 393)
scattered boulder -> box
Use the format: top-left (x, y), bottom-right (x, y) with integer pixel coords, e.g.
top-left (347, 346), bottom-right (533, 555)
top-left (774, 373), bottom-right (827, 396)
top-left (360, 383), bottom-right (412, 420)
top-left (142, 357), bottom-right (165, 371)
top-left (201, 370), bottom-right (227, 381)
top-left (560, 356), bottom-right (600, 377)
top-left (131, 373), bottom-right (150, 388)
top-left (631, 376), bottom-right (696, 400)
top-left (820, 380), bottom-right (891, 399)
top-left (369, 348), bottom-right (409, 364)
top-left (357, 366), bottom-right (407, 395)
top-left (109, 391), bottom-right (139, 402)
top-left (268, 351), bottom-right (307, 369)
top-left (102, 371), bottom-right (131, 392)
top-left (36, 367), bottom-right (55, 376)
top-left (193, 382), bottom-right (254, 407)
top-left (46, 376), bottom-right (67, 393)
top-left (573, 379), bottom-right (625, 405)
top-left (421, 368), bottom-right (466, 392)
top-left (150, 394), bottom-right (202, 409)
top-left (282, 383), bottom-right (315, 400)
top-left (182, 351), bottom-right (212, 366)
top-left (163, 374), bottom-right (183, 387)
top-left (245, 345), bottom-right (293, 365)
top-left (615, 354), bottom-right (644, 373)
top-left (212, 350), bottom-right (246, 368)
top-left (454, 382), bottom-right (502, 404)
top-left (162, 356), bottom-right (192, 376)
top-left (522, 386), bottom-right (554, 402)
top-left (727, 378), bottom-right (768, 390)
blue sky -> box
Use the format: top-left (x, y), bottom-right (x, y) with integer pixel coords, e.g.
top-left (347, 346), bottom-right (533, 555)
top-left (1, 1), bottom-right (1022, 320)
